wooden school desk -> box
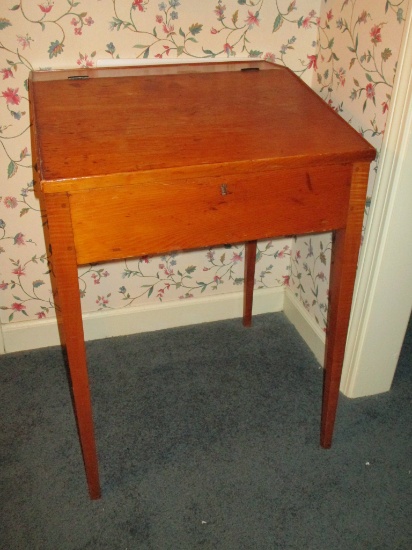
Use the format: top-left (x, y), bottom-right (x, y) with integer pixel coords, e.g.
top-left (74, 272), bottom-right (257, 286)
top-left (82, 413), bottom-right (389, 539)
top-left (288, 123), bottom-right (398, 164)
top-left (29, 61), bottom-right (376, 499)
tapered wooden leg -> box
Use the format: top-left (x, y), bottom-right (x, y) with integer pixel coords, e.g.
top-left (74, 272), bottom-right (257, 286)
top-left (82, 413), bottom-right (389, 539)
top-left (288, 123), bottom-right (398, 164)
top-left (243, 240), bottom-right (257, 327)
top-left (321, 163), bottom-right (370, 448)
top-left (44, 193), bottom-right (101, 499)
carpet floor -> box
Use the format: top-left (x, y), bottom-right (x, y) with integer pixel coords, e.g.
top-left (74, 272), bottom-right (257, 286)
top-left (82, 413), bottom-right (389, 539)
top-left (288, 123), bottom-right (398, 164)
top-left (1, 312), bottom-right (411, 549)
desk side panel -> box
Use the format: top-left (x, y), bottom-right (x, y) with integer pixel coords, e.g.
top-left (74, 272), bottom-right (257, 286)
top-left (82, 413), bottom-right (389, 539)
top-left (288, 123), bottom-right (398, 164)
top-left (69, 165), bottom-right (352, 265)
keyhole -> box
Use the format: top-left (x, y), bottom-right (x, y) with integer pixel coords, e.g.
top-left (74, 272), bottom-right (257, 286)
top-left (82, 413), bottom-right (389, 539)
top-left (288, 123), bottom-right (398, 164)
top-left (221, 183), bottom-right (228, 196)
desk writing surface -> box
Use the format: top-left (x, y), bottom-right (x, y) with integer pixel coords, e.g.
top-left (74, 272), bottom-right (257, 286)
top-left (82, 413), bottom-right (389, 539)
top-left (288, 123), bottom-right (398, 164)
top-left (30, 61), bottom-right (375, 193)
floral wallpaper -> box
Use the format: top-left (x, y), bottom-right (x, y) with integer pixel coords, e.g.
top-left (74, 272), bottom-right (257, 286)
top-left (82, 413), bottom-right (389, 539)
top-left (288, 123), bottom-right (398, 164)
top-left (289, 0), bottom-right (409, 330)
top-left (0, 1), bottom-right (408, 339)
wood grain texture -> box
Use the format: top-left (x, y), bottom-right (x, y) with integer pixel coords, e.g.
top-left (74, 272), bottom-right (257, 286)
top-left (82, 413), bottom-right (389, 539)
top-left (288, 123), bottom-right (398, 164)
top-left (321, 162), bottom-right (371, 448)
top-left (243, 241), bottom-right (258, 327)
top-left (43, 193), bottom-right (101, 499)
top-left (29, 61), bottom-right (376, 498)
top-left (69, 165), bottom-right (353, 264)
top-left (29, 61), bottom-right (375, 193)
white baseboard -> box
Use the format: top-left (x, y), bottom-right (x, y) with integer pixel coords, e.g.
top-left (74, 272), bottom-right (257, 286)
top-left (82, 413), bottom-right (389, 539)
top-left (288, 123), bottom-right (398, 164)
top-left (283, 288), bottom-right (325, 365)
top-left (1, 287), bottom-right (285, 354)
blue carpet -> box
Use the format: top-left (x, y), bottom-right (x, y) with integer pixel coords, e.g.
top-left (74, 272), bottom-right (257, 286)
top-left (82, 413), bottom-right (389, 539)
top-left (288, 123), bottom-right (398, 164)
top-left (0, 313), bottom-right (411, 549)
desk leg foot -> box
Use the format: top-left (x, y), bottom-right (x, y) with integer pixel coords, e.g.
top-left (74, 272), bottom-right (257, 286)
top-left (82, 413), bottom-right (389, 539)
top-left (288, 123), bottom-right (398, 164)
top-left (44, 194), bottom-right (101, 499)
top-left (243, 240), bottom-right (257, 327)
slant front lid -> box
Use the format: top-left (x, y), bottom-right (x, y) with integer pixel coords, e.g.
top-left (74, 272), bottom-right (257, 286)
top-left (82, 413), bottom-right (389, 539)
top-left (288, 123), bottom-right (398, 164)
top-left (30, 61), bottom-right (375, 190)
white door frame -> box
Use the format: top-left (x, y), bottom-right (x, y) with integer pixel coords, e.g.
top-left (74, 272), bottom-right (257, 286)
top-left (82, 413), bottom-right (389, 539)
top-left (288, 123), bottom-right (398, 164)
top-left (341, 2), bottom-right (412, 397)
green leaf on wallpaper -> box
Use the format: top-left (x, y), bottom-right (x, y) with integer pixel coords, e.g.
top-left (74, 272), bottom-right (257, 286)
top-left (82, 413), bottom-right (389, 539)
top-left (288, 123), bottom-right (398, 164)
top-left (349, 58), bottom-right (356, 70)
top-left (20, 208), bottom-right (29, 217)
top-left (202, 48), bottom-right (216, 57)
top-left (176, 46), bottom-right (184, 56)
top-left (232, 10), bottom-right (239, 25)
top-left (143, 47), bottom-right (150, 58)
top-left (328, 38), bottom-right (334, 49)
top-left (48, 40), bottom-right (64, 58)
top-left (365, 73), bottom-right (373, 82)
top-left (273, 14), bottom-right (283, 33)
top-left (179, 27), bottom-right (185, 37)
top-left (363, 99), bottom-right (367, 112)
top-left (189, 23), bottom-right (203, 36)
top-left (33, 280), bottom-right (45, 288)
top-left (7, 160), bottom-right (17, 179)
top-left (10, 5), bottom-right (20, 10)
top-left (0, 18), bottom-right (12, 30)
top-left (353, 78), bottom-right (360, 86)
top-left (397, 8), bottom-right (404, 23)
top-left (185, 266), bottom-right (196, 275)
top-left (133, 44), bottom-right (149, 48)
top-left (385, 0), bottom-right (389, 13)
top-left (381, 48), bottom-right (392, 62)
top-left (147, 286), bottom-right (154, 298)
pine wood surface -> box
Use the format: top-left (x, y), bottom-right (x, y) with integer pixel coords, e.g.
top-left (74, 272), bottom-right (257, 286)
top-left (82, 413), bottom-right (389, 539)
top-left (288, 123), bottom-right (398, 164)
top-left (29, 61), bottom-right (376, 499)
top-left (30, 61), bottom-right (375, 192)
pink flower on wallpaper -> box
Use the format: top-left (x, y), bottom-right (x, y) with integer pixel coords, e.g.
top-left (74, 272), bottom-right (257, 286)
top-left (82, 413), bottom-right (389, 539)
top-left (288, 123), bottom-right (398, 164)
top-left (75, 28), bottom-right (82, 36)
top-left (11, 302), bottom-right (26, 312)
top-left (302, 17), bottom-right (312, 29)
top-left (12, 266), bottom-right (25, 276)
top-left (264, 53), bottom-right (276, 63)
top-left (156, 15), bottom-right (163, 24)
top-left (2, 88), bottom-right (20, 105)
top-left (382, 101), bottom-right (389, 114)
top-left (358, 11), bottom-right (368, 24)
top-left (214, 5), bottom-right (225, 21)
top-left (36, 312), bottom-right (46, 319)
top-left (4, 196), bottom-right (18, 208)
top-left (0, 281), bottom-right (8, 290)
top-left (307, 55), bottom-right (318, 71)
top-left (366, 83), bottom-right (375, 100)
top-left (326, 10), bottom-right (333, 22)
top-left (231, 253), bottom-right (242, 263)
top-left (17, 35), bottom-right (32, 50)
top-left (163, 23), bottom-right (175, 35)
top-left (210, 27), bottom-right (218, 34)
top-left (38, 2), bottom-right (54, 13)
top-left (282, 275), bottom-right (290, 286)
top-left (370, 25), bottom-right (382, 45)
top-left (1, 69), bottom-right (13, 80)
top-left (85, 17), bottom-right (94, 27)
top-left (245, 11), bottom-right (260, 28)
top-left (13, 233), bottom-right (25, 245)
top-left (77, 53), bottom-right (94, 68)
top-left (132, 0), bottom-right (144, 11)
top-left (223, 43), bottom-right (233, 56)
